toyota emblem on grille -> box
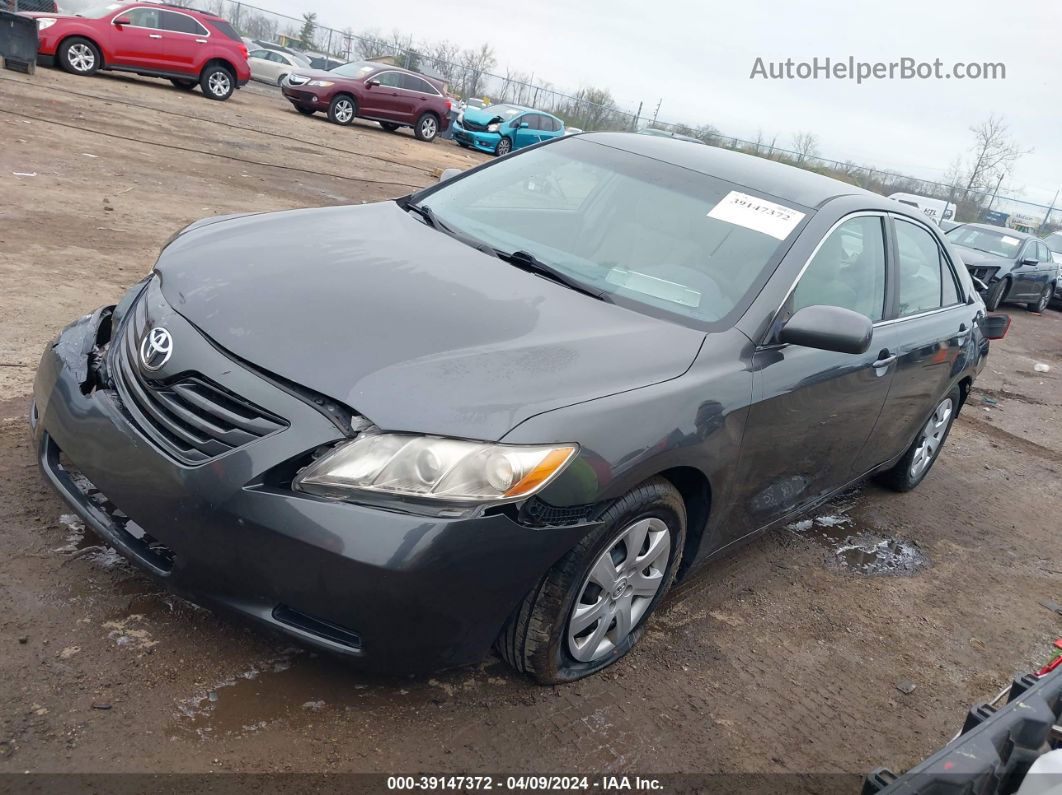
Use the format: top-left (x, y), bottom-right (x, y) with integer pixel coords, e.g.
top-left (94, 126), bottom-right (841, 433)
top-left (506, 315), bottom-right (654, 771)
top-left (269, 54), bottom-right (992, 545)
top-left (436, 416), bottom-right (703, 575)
top-left (140, 327), bottom-right (173, 371)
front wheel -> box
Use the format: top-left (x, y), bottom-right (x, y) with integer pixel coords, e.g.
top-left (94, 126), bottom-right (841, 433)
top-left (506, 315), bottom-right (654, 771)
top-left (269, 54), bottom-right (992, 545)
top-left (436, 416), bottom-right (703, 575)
top-left (59, 37), bottom-right (101, 76)
top-left (495, 136), bottom-right (512, 156)
top-left (170, 77), bottom-right (197, 91)
top-left (328, 95), bottom-right (356, 125)
top-left (413, 113), bottom-right (439, 142)
top-left (876, 387), bottom-right (960, 492)
top-left (497, 477), bottom-right (686, 684)
top-left (1028, 284), bottom-right (1052, 313)
top-left (200, 64), bottom-right (234, 101)
top-left (983, 278), bottom-right (1008, 311)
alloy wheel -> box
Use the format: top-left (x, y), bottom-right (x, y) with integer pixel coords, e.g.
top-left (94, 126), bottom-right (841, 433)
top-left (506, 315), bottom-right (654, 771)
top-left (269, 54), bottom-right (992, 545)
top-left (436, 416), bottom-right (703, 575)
top-left (1037, 287), bottom-right (1050, 312)
top-left (909, 398), bottom-right (953, 478)
top-left (68, 43), bottom-right (95, 73)
top-left (334, 99), bottom-right (354, 123)
top-left (567, 517), bottom-right (671, 663)
top-left (208, 71), bottom-right (231, 97)
top-left (497, 138), bottom-right (512, 156)
top-left (419, 116), bottom-right (437, 139)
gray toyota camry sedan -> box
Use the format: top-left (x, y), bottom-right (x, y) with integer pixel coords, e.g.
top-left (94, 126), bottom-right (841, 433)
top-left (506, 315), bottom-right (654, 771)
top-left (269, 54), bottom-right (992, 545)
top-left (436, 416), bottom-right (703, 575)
top-left (33, 133), bottom-right (995, 683)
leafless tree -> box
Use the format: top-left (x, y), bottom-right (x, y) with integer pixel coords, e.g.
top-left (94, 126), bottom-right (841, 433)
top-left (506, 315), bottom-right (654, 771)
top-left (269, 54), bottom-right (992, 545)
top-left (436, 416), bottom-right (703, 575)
top-left (459, 43), bottom-right (496, 100)
top-left (791, 131), bottom-right (819, 164)
top-left (960, 114), bottom-right (1031, 201)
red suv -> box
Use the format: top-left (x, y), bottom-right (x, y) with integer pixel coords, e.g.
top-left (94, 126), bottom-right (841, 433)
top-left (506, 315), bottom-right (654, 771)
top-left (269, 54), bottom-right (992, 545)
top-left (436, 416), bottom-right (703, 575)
top-left (29, 2), bottom-right (250, 100)
top-left (282, 61), bottom-right (451, 142)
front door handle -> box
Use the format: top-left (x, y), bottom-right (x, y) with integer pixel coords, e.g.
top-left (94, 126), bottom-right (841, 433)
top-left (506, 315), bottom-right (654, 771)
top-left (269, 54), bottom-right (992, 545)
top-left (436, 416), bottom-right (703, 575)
top-left (872, 351), bottom-right (897, 368)
top-left (195, 38), bottom-right (207, 43)
top-left (956, 323), bottom-right (969, 344)
top-left (148, 33), bottom-right (162, 38)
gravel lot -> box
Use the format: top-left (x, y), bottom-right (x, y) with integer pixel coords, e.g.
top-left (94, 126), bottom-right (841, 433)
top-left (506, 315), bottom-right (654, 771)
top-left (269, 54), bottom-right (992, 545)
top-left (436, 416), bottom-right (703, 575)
top-left (1, 67), bottom-right (1061, 779)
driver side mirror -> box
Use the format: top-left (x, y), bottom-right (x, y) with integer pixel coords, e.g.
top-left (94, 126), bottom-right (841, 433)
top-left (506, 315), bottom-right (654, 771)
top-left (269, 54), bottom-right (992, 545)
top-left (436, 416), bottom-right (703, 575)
top-left (519, 122), bottom-right (529, 129)
top-left (366, 79), bottom-right (380, 88)
top-left (1020, 257), bottom-right (1038, 266)
top-left (778, 305), bottom-right (873, 355)
top-left (113, 16), bottom-right (130, 25)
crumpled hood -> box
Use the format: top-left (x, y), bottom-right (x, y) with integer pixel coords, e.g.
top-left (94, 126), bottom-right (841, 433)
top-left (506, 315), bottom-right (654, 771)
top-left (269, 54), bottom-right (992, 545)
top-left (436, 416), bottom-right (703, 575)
top-left (155, 202), bottom-right (705, 441)
top-left (461, 106), bottom-right (514, 127)
top-left (950, 244), bottom-right (1013, 271)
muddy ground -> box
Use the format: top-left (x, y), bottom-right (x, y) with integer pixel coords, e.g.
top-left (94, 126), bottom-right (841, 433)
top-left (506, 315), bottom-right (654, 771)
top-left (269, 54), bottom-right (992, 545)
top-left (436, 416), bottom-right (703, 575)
top-left (1, 67), bottom-right (1061, 779)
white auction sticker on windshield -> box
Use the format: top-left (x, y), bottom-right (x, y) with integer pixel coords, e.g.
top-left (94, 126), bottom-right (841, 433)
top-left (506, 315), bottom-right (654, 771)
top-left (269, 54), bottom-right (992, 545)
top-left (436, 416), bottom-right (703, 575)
top-left (1001, 235), bottom-right (1020, 246)
top-left (707, 191), bottom-right (806, 240)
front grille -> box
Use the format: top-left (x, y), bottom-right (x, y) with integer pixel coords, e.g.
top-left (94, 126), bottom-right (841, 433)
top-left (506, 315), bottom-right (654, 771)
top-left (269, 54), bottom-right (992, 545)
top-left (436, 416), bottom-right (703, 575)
top-left (462, 119), bottom-right (489, 132)
top-left (110, 295), bottom-right (288, 465)
top-left (967, 266), bottom-right (997, 283)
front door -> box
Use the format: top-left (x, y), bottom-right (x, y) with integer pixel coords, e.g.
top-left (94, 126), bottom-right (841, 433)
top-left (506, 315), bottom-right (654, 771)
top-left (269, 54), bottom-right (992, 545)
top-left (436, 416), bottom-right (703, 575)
top-left (731, 213), bottom-right (895, 533)
top-left (513, 114), bottom-right (548, 149)
top-left (109, 6), bottom-right (164, 70)
top-left (363, 72), bottom-right (410, 121)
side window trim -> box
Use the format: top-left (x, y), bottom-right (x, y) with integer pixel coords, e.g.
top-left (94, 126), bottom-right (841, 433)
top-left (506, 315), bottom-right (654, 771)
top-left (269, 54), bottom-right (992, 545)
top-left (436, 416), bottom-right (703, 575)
top-left (882, 213), bottom-right (967, 323)
top-left (895, 213), bottom-right (965, 306)
top-left (762, 210), bottom-right (890, 346)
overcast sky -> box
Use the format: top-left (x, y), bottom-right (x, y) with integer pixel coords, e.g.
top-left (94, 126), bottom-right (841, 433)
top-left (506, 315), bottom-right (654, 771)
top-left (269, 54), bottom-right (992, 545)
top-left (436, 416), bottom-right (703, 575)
top-left (273, 0), bottom-right (1061, 210)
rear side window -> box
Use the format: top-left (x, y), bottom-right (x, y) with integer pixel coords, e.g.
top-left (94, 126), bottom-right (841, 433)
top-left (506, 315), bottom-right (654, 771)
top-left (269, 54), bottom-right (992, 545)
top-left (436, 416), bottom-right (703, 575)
top-left (401, 74), bottom-right (436, 94)
top-left (206, 18), bottom-right (243, 42)
top-left (159, 10), bottom-right (208, 35)
top-left (896, 219), bottom-right (952, 316)
top-left (791, 215), bottom-right (887, 322)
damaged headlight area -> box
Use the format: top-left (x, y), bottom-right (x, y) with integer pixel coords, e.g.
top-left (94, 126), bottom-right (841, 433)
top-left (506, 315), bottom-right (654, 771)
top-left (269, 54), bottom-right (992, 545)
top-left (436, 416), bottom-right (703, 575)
top-left (487, 123), bottom-right (499, 132)
top-left (294, 433), bottom-right (577, 507)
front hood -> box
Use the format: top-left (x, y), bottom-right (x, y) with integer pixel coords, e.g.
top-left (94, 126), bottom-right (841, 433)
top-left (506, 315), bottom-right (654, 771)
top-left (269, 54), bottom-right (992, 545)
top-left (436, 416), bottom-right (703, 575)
top-left (462, 106), bottom-right (512, 126)
top-left (950, 245), bottom-right (1012, 271)
top-left (155, 203), bottom-right (705, 441)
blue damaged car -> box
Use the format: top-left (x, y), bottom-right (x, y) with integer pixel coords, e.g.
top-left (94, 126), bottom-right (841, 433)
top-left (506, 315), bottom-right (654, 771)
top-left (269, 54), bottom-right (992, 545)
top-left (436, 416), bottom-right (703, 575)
top-left (452, 103), bottom-right (565, 155)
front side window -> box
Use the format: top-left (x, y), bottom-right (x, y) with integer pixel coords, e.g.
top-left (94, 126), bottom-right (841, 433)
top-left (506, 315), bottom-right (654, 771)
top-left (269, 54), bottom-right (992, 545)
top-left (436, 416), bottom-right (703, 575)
top-left (124, 7), bottom-right (160, 28)
top-left (790, 215), bottom-right (886, 322)
top-left (375, 72), bottom-right (403, 88)
top-left (415, 137), bottom-right (811, 327)
top-left (896, 219), bottom-right (947, 316)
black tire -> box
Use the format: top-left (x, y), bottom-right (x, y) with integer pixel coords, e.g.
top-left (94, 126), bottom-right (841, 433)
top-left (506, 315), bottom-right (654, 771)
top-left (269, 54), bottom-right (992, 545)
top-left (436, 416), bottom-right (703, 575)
top-left (497, 477), bottom-right (687, 684)
top-left (457, 141), bottom-right (470, 149)
top-left (294, 105), bottom-right (316, 115)
top-left (1028, 283), bottom-right (1052, 313)
top-left (413, 112), bottom-right (439, 142)
top-left (199, 63), bottom-right (235, 101)
top-left (379, 121), bottom-right (400, 132)
top-left (169, 77), bottom-right (197, 91)
top-left (327, 94), bottom-right (356, 125)
top-left (58, 37), bottom-right (101, 76)
top-left (983, 278), bottom-right (1008, 311)
top-left (876, 386), bottom-right (961, 493)
top-left (495, 136), bottom-right (513, 156)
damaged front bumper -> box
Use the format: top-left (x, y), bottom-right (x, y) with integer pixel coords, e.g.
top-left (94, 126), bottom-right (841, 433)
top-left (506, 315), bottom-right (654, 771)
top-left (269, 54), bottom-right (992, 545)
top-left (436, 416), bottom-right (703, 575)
top-left (32, 297), bottom-right (595, 673)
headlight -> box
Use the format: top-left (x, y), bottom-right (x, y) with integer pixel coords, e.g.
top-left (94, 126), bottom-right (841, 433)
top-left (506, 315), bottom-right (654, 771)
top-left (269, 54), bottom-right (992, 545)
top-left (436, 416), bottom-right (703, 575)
top-left (457, 111), bottom-right (464, 125)
top-left (307, 80), bottom-right (334, 87)
top-left (37, 17), bottom-right (57, 30)
top-left (487, 123), bottom-right (499, 132)
top-left (294, 433), bottom-right (577, 505)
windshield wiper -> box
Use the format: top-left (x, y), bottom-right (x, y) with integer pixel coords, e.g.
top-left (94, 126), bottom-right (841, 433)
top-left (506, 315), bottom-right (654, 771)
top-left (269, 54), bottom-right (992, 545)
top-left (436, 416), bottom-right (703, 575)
top-left (495, 249), bottom-right (611, 303)
top-left (402, 201), bottom-right (452, 234)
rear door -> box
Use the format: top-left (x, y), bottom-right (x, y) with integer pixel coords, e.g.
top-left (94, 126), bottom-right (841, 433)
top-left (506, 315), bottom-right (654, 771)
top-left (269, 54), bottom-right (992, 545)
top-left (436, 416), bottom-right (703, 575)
top-left (854, 215), bottom-right (971, 471)
top-left (1012, 240), bottom-right (1040, 298)
top-left (731, 213), bottom-right (895, 529)
top-left (109, 6), bottom-right (164, 69)
top-left (154, 9), bottom-right (207, 73)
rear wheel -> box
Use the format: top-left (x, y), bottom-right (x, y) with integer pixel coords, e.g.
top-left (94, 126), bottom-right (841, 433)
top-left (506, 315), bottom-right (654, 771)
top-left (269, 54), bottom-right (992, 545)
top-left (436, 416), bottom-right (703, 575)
top-left (495, 136), bottom-right (512, 156)
top-left (983, 278), bottom-right (1008, 311)
top-left (328, 95), bottom-right (356, 125)
top-left (59, 37), bottom-right (101, 76)
top-left (877, 387), bottom-right (960, 492)
top-left (1028, 284), bottom-right (1052, 313)
top-left (413, 113), bottom-right (439, 142)
top-left (379, 121), bottom-right (400, 132)
top-left (200, 64), bottom-right (234, 101)
top-left (169, 77), bottom-right (197, 91)
top-left (497, 477), bottom-right (686, 684)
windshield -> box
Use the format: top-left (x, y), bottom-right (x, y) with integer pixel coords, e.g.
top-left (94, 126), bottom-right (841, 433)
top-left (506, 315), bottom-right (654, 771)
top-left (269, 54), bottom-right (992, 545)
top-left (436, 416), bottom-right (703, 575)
top-left (481, 105), bottom-right (523, 119)
top-left (946, 226), bottom-right (1022, 258)
top-left (413, 138), bottom-right (809, 327)
top-left (75, 2), bottom-right (124, 17)
top-left (330, 61), bottom-right (377, 78)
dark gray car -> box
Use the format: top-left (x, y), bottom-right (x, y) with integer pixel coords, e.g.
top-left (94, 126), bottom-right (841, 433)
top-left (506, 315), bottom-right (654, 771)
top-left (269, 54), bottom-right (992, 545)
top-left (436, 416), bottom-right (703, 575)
top-left (947, 223), bottom-right (1058, 312)
top-left (32, 133), bottom-right (992, 683)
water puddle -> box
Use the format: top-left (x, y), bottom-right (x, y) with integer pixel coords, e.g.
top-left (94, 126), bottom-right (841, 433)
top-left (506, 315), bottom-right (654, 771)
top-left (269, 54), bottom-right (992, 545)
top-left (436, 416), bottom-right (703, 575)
top-left (787, 494), bottom-right (929, 576)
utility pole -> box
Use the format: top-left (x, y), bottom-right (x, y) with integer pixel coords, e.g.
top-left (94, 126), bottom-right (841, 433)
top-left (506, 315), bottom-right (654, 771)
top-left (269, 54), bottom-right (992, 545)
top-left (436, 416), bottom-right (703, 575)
top-left (1042, 188), bottom-right (1059, 229)
top-left (632, 101), bottom-right (642, 131)
top-left (651, 98), bottom-right (661, 128)
top-left (986, 171), bottom-right (1005, 212)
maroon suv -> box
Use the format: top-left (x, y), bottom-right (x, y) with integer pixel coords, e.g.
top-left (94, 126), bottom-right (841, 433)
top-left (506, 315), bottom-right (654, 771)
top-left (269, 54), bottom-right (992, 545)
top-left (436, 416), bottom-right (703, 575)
top-left (282, 61), bottom-right (451, 142)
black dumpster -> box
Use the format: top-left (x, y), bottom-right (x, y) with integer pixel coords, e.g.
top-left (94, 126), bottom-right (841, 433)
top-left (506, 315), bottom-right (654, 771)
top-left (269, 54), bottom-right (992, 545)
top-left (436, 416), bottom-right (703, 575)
top-left (0, 9), bottom-right (38, 74)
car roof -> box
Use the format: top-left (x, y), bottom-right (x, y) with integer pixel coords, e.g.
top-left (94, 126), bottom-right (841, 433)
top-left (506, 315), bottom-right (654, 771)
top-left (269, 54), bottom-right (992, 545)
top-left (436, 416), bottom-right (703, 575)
top-left (954, 223), bottom-right (1036, 240)
top-left (578, 132), bottom-right (873, 209)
